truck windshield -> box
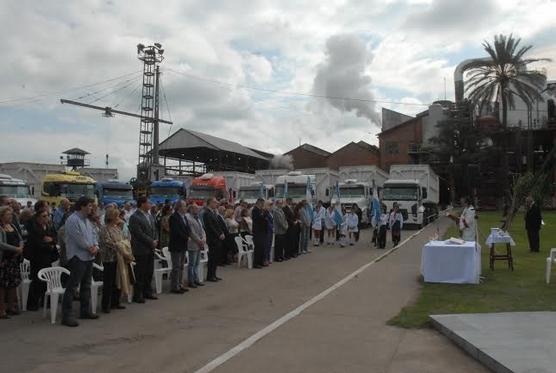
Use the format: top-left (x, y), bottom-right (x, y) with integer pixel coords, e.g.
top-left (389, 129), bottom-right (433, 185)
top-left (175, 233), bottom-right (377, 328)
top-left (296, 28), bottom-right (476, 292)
top-left (150, 187), bottom-right (182, 198)
top-left (382, 186), bottom-right (418, 201)
top-left (0, 185), bottom-right (31, 198)
top-left (275, 185), bottom-right (307, 198)
top-left (238, 189), bottom-right (260, 199)
top-left (188, 186), bottom-right (216, 199)
top-left (340, 186), bottom-right (365, 197)
top-left (103, 188), bottom-right (133, 199)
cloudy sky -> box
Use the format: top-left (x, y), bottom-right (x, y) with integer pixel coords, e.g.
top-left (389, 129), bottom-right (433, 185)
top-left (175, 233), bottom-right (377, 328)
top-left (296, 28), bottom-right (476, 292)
top-left (1, 0), bottom-right (555, 180)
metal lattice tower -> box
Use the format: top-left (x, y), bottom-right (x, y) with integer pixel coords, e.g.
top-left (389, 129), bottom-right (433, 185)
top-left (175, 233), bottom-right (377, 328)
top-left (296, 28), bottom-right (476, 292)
top-left (137, 43), bottom-right (164, 180)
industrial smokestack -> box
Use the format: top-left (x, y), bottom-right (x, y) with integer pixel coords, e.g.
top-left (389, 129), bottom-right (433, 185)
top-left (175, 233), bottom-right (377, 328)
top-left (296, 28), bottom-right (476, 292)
top-left (454, 58), bottom-right (490, 103)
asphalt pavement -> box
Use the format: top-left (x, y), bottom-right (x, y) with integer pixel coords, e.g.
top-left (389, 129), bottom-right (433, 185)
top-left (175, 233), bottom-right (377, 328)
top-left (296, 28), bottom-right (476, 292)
top-left (0, 220), bottom-right (487, 373)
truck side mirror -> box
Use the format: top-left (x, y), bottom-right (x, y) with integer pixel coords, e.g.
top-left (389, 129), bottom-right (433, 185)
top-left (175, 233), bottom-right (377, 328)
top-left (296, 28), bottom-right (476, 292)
top-left (422, 187), bottom-right (427, 199)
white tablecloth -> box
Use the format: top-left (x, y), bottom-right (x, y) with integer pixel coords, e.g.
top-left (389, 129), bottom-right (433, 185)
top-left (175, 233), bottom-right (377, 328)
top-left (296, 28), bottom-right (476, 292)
top-left (485, 231), bottom-right (516, 246)
top-left (421, 240), bottom-right (481, 284)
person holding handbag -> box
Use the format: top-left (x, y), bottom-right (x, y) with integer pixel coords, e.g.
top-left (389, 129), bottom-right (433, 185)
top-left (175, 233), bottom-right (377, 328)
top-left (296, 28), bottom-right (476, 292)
top-left (99, 207), bottom-right (130, 313)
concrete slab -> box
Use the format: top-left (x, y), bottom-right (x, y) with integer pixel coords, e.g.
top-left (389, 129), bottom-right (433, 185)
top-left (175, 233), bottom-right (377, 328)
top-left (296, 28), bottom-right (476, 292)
top-left (431, 312), bottom-right (556, 373)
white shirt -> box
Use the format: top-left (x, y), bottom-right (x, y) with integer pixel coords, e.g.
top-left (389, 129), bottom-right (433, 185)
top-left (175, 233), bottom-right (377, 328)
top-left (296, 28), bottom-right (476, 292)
top-left (346, 213), bottom-right (359, 229)
top-left (460, 206), bottom-right (476, 241)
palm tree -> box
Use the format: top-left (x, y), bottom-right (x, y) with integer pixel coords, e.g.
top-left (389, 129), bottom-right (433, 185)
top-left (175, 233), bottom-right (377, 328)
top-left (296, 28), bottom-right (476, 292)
top-left (465, 34), bottom-right (550, 204)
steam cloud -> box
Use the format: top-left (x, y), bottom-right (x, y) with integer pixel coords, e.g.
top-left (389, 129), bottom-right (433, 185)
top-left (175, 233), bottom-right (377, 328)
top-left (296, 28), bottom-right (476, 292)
top-left (312, 34), bottom-right (380, 125)
top-left (270, 154), bottom-right (294, 170)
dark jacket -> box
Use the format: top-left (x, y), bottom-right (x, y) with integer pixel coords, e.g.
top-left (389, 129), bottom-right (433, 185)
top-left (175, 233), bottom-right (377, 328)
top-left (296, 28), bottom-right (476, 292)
top-left (251, 206), bottom-right (267, 235)
top-left (168, 212), bottom-right (190, 252)
top-left (24, 217), bottom-right (57, 264)
top-left (525, 203), bottom-right (542, 231)
top-left (216, 213), bottom-right (229, 236)
top-left (129, 210), bottom-right (158, 256)
top-left (283, 205), bottom-right (296, 234)
top-left (203, 208), bottom-right (224, 245)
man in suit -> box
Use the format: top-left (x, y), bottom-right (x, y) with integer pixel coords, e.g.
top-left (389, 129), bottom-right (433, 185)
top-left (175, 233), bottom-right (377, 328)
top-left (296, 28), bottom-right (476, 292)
top-left (272, 200), bottom-right (288, 262)
top-left (525, 195), bottom-right (542, 252)
top-left (216, 205), bottom-right (230, 265)
top-left (203, 198), bottom-right (224, 282)
top-left (168, 200), bottom-right (190, 294)
top-left (251, 198), bottom-right (267, 268)
top-left (283, 198), bottom-right (297, 259)
top-left (129, 196), bottom-right (159, 303)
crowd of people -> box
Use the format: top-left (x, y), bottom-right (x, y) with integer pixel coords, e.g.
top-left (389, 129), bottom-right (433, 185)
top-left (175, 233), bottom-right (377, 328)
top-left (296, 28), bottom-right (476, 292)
top-left (0, 192), bottom-right (408, 325)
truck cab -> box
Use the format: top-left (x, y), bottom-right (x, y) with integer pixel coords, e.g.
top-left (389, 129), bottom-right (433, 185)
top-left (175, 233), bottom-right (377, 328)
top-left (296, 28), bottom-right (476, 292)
top-left (0, 174), bottom-right (37, 207)
top-left (330, 179), bottom-right (372, 223)
top-left (149, 178), bottom-right (186, 205)
top-left (41, 171), bottom-right (96, 206)
top-left (96, 180), bottom-right (133, 207)
top-left (187, 174), bottom-right (227, 206)
top-left (274, 172), bottom-right (316, 204)
top-left (238, 183), bottom-right (274, 205)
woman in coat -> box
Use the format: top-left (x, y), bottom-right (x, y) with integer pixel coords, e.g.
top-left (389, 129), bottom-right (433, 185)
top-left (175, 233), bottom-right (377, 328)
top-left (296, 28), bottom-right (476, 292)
top-left (98, 207), bottom-right (131, 313)
top-left (312, 201), bottom-right (326, 246)
top-left (0, 206), bottom-right (24, 318)
top-left (25, 204), bottom-right (58, 311)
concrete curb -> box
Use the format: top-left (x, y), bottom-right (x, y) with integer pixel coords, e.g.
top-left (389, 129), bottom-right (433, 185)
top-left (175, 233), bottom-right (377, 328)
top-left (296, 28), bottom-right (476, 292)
top-left (430, 315), bottom-right (513, 373)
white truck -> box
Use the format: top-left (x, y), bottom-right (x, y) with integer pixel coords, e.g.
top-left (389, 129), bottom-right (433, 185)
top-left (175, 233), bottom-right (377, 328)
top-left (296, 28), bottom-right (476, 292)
top-left (256, 168), bottom-right (338, 203)
top-left (211, 171), bottom-right (256, 203)
top-left (237, 183), bottom-right (274, 204)
top-left (0, 174), bottom-right (38, 207)
top-left (274, 171), bottom-right (316, 204)
top-left (382, 165), bottom-right (439, 228)
top-left (330, 179), bottom-right (373, 223)
top-left (330, 166), bottom-right (389, 223)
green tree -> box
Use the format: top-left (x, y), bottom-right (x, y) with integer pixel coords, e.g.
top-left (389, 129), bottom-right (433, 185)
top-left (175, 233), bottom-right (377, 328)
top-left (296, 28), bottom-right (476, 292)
top-left (429, 102), bottom-right (488, 204)
top-left (464, 34), bottom-right (549, 204)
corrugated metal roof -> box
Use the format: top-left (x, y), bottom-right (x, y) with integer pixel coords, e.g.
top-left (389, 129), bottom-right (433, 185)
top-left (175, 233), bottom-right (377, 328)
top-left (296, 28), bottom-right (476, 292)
top-left (159, 128), bottom-right (270, 161)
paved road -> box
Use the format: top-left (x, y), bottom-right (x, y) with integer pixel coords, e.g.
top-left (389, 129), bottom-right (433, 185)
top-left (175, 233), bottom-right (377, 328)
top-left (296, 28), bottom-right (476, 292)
top-left (0, 221), bottom-right (487, 373)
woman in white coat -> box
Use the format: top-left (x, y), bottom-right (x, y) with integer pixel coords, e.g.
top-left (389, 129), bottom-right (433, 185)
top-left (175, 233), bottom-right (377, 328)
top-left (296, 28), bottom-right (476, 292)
top-left (312, 201), bottom-right (326, 246)
top-left (324, 205), bottom-right (336, 245)
top-left (345, 209), bottom-right (359, 246)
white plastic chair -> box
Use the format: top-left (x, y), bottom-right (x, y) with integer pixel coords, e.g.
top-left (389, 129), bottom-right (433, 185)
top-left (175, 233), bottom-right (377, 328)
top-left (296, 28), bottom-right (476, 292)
top-left (198, 248), bottom-right (209, 283)
top-left (545, 248), bottom-right (556, 284)
top-left (154, 247), bottom-right (172, 294)
top-left (235, 236), bottom-right (253, 269)
top-left (244, 235), bottom-right (255, 250)
top-left (91, 263), bottom-right (104, 314)
top-left (18, 259), bottom-right (31, 311)
top-left (38, 266), bottom-right (70, 324)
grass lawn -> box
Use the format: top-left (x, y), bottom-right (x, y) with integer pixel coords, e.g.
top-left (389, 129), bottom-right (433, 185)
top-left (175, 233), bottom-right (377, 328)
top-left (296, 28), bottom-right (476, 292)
top-left (389, 210), bottom-right (556, 328)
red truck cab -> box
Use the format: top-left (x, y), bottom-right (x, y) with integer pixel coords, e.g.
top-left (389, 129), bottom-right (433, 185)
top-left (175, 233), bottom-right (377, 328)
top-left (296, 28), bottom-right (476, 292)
top-left (187, 174), bottom-right (228, 206)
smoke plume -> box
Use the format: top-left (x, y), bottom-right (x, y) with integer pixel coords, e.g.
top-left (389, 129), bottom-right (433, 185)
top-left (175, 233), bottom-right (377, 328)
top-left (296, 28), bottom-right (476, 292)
top-left (312, 34), bottom-right (380, 125)
top-left (270, 154), bottom-right (294, 170)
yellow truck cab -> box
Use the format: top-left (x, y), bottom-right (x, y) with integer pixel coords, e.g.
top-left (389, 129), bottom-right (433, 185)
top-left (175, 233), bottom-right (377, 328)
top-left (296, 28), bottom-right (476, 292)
top-left (41, 171), bottom-right (96, 207)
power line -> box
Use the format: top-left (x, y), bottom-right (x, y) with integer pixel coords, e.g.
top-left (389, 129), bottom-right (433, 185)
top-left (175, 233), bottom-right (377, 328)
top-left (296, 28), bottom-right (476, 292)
top-left (87, 77), bottom-right (140, 105)
top-left (0, 70), bottom-right (141, 106)
top-left (113, 80), bottom-right (143, 109)
top-left (160, 78), bottom-right (174, 138)
top-left (71, 73), bottom-right (141, 102)
top-left (165, 68), bottom-right (430, 107)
